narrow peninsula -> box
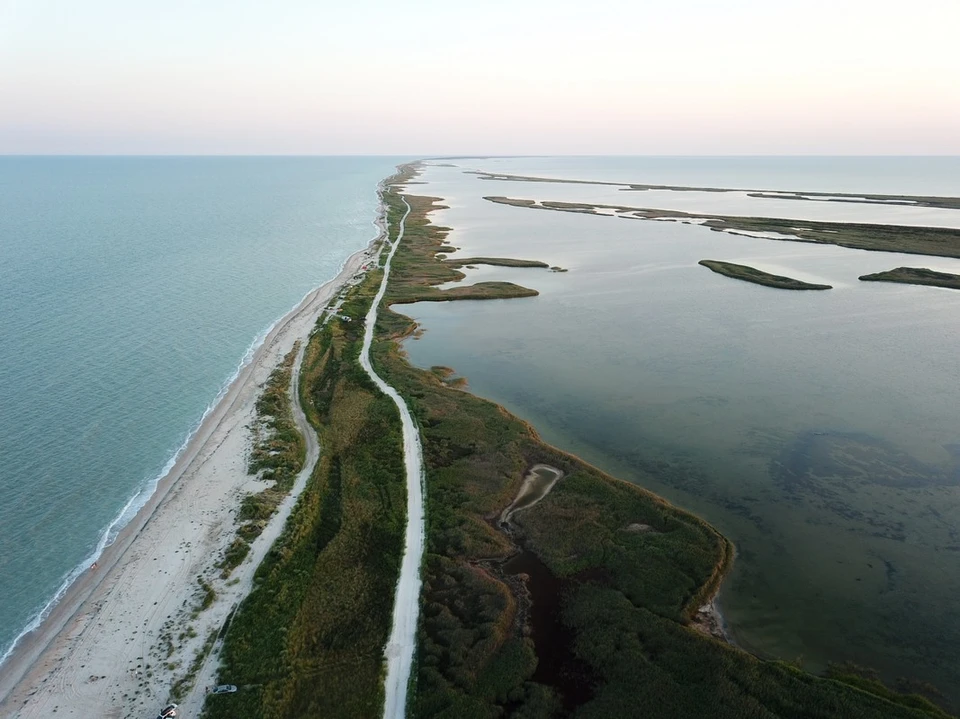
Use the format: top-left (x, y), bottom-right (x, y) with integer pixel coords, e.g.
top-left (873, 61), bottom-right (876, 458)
top-left (484, 195), bottom-right (960, 259)
top-left (699, 259), bottom-right (833, 290)
top-left (472, 169), bottom-right (960, 211)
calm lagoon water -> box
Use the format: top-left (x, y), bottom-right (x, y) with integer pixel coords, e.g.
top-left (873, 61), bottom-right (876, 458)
top-left (401, 159), bottom-right (960, 702)
top-left (0, 156), bottom-right (402, 663)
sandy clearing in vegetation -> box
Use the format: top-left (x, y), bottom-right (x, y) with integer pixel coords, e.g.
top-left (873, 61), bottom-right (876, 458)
top-left (499, 464), bottom-right (564, 526)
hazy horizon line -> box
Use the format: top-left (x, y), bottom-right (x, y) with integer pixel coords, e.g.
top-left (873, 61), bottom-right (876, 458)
top-left (3, 153), bottom-right (960, 159)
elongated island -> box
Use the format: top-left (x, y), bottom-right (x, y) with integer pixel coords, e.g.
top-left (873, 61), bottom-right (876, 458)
top-left (860, 266), bottom-right (960, 290)
top-left (699, 259), bottom-right (833, 290)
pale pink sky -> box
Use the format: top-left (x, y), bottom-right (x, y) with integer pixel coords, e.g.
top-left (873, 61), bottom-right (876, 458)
top-left (1, 0), bottom-right (958, 154)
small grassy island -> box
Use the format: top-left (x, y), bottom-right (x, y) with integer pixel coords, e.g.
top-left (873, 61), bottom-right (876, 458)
top-left (442, 256), bottom-right (549, 268)
top-left (205, 164), bottom-right (953, 719)
top-left (699, 259), bottom-right (833, 290)
top-left (859, 266), bottom-right (960, 290)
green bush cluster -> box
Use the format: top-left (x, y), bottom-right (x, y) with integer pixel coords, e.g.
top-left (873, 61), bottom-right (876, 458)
top-left (563, 585), bottom-right (951, 718)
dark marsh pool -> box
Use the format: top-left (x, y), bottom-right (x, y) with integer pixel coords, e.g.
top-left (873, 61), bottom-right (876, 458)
top-left (399, 159), bottom-right (960, 703)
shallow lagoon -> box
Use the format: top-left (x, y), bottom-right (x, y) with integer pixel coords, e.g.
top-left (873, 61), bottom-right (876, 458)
top-left (400, 162), bottom-right (960, 701)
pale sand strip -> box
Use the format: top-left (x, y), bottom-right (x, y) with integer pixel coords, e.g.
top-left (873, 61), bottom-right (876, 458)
top-left (0, 211), bottom-right (385, 719)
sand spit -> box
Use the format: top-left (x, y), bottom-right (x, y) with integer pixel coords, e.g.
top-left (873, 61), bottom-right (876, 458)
top-left (0, 217), bottom-right (385, 718)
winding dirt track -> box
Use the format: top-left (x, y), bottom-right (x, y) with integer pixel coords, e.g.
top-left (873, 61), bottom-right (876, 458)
top-left (357, 197), bottom-right (425, 719)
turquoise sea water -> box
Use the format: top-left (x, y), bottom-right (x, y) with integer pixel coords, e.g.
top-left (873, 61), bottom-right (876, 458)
top-left (0, 156), bottom-right (401, 663)
top-left (402, 157), bottom-right (960, 704)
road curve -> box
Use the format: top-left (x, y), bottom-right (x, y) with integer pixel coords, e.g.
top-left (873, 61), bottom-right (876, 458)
top-left (358, 197), bottom-right (424, 719)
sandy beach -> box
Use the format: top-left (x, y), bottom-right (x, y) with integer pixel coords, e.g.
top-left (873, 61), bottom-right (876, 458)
top-left (0, 219), bottom-right (384, 718)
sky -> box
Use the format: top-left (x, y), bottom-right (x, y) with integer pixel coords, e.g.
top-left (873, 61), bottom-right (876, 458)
top-left (1, 0), bottom-right (959, 155)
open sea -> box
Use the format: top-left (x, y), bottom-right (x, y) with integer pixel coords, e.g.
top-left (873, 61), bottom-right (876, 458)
top-left (400, 156), bottom-right (960, 704)
top-left (0, 156), bottom-right (402, 664)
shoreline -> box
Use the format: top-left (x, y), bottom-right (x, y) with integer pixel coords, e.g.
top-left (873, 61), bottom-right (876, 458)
top-left (0, 250), bottom-right (361, 670)
top-left (0, 195), bottom-right (387, 717)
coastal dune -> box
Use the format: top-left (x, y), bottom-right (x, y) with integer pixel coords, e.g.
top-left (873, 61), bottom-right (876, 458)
top-left (0, 233), bottom-right (382, 718)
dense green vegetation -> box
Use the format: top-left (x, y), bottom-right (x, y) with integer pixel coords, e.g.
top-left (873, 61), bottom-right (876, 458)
top-left (203, 270), bottom-right (407, 719)
top-left (860, 266), bottom-right (960, 290)
top-left (442, 256), bottom-right (549, 269)
top-left (375, 173), bottom-right (953, 718)
top-left (397, 281), bottom-right (539, 304)
top-left (699, 259), bottom-right (833, 290)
